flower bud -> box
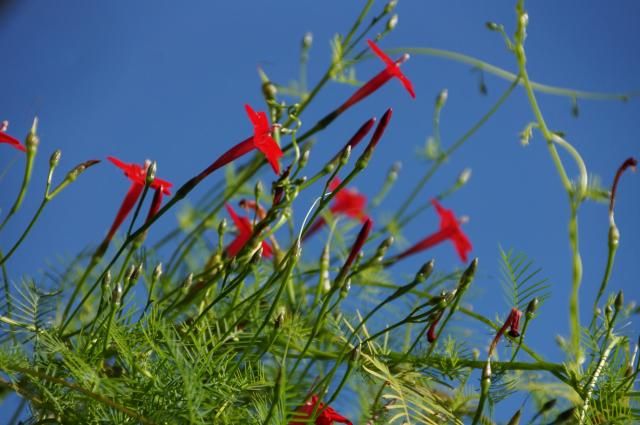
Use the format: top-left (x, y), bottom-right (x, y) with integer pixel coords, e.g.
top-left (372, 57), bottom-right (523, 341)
top-left (456, 168), bottom-right (472, 187)
top-left (435, 89), bottom-right (448, 109)
top-left (485, 22), bottom-right (500, 31)
top-left (459, 258), bottom-right (478, 289)
top-left (254, 180), bottom-right (264, 200)
top-left (112, 281), bottom-right (123, 307)
top-left (102, 270), bottom-right (112, 292)
top-left (26, 117), bottom-right (39, 153)
top-left (146, 161), bottom-right (157, 186)
top-left (218, 218), bottom-right (227, 236)
top-left (299, 149), bottom-right (311, 169)
top-left (384, 0), bottom-right (398, 14)
top-left (302, 32), bottom-right (313, 49)
top-left (506, 409), bottom-right (521, 425)
top-left (608, 224), bottom-right (620, 249)
top-left (415, 259), bottom-right (435, 283)
top-left (386, 14), bottom-right (398, 32)
top-left (615, 290), bottom-right (624, 311)
top-left (262, 82), bottom-right (278, 100)
top-left (152, 263), bottom-right (163, 281)
top-left (130, 263), bottom-right (143, 283)
top-left (49, 149), bottom-right (62, 168)
top-left (339, 145), bottom-right (352, 166)
top-left (526, 297), bottom-right (539, 318)
top-left (181, 272), bottom-right (193, 294)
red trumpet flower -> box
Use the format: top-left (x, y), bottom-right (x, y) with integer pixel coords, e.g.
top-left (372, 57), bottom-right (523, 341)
top-left (99, 157), bottom-right (173, 255)
top-left (289, 395), bottom-right (352, 425)
top-left (196, 104), bottom-right (283, 183)
top-left (304, 178), bottom-right (369, 238)
top-left (0, 121), bottom-right (26, 152)
top-left (225, 204), bottom-right (272, 258)
top-left (397, 199), bottom-right (472, 262)
top-left (337, 39), bottom-right (415, 113)
top-left (489, 308), bottom-right (523, 356)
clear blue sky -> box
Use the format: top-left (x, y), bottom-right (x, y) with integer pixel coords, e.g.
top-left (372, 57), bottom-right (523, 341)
top-left (1, 0), bottom-right (638, 422)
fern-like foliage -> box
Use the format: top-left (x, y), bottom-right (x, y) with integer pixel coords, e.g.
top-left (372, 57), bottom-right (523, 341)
top-left (498, 247), bottom-right (550, 311)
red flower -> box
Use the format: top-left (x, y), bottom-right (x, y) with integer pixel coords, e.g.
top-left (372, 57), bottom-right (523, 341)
top-left (305, 178), bottom-right (369, 238)
top-left (195, 105), bottom-right (283, 182)
top-left (244, 104), bottom-right (283, 174)
top-left (289, 395), bottom-right (352, 425)
top-left (0, 121), bottom-right (26, 152)
top-left (397, 200), bottom-right (472, 262)
top-left (337, 40), bottom-right (415, 113)
top-left (225, 204), bottom-right (272, 258)
top-left (489, 308), bottom-right (523, 356)
top-left (99, 157), bottom-right (173, 253)
top-left (426, 310), bottom-right (444, 343)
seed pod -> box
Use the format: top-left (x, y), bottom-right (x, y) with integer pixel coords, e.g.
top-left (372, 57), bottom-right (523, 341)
top-left (526, 297), bottom-right (539, 318)
top-left (146, 161), bottom-right (157, 186)
top-left (386, 14), bottom-right (398, 31)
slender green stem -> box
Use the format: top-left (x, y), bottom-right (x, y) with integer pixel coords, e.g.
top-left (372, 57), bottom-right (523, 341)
top-left (388, 47), bottom-right (637, 101)
top-left (0, 199), bottom-right (47, 267)
top-left (395, 76), bottom-right (518, 222)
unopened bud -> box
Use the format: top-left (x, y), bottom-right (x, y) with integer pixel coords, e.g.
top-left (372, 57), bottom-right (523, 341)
top-left (130, 263), bottom-right (143, 283)
top-left (526, 297), bottom-right (539, 318)
top-left (457, 168), bottom-right (472, 186)
top-left (255, 180), bottom-right (264, 200)
top-left (384, 0), bottom-right (398, 14)
top-left (112, 281), bottom-right (123, 306)
top-left (415, 260), bottom-right (435, 283)
top-left (26, 117), bottom-right (39, 153)
top-left (340, 279), bottom-right (351, 299)
top-left (50, 149), bottom-right (62, 168)
top-left (472, 348), bottom-right (480, 360)
top-left (300, 149), bottom-right (311, 168)
top-left (459, 258), bottom-right (478, 288)
top-left (374, 236), bottom-right (394, 261)
top-left (339, 145), bottom-right (352, 166)
top-left (102, 270), bottom-right (112, 291)
top-left (506, 409), bottom-right (521, 425)
top-left (615, 290), bottom-right (624, 311)
top-left (386, 14), bottom-right (398, 32)
top-left (350, 345), bottom-right (361, 363)
top-left (302, 32), bottom-right (313, 49)
top-left (152, 263), bottom-right (163, 281)
top-left (262, 82), bottom-right (277, 100)
top-left (485, 22), bottom-right (500, 31)
top-left (435, 89), bottom-right (448, 109)
top-left (146, 161), bottom-right (157, 185)
top-left (609, 224), bottom-right (620, 248)
top-left (181, 273), bottom-right (193, 293)
top-left (218, 218), bottom-right (227, 236)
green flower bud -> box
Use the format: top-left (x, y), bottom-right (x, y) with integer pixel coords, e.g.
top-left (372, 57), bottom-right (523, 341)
top-left (302, 32), bottom-right (313, 49)
top-left (435, 89), bottom-right (448, 109)
top-left (386, 14), bottom-right (398, 32)
top-left (50, 149), bottom-right (62, 168)
top-left (146, 161), bottom-right (157, 186)
top-left (384, 0), bottom-right (398, 14)
top-left (152, 263), bottom-right (163, 281)
top-left (615, 290), bottom-right (624, 311)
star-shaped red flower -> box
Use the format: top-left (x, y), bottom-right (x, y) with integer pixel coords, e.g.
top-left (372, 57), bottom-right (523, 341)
top-left (244, 104), bottom-right (283, 174)
top-left (397, 199), bottom-right (472, 262)
top-left (225, 204), bottom-right (272, 258)
top-left (304, 178), bottom-right (369, 239)
top-left (337, 40), bottom-right (415, 113)
top-left (289, 395), bottom-right (352, 425)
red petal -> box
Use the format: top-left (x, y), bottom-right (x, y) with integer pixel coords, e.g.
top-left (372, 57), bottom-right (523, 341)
top-left (395, 70), bottom-right (416, 99)
top-left (255, 134), bottom-right (283, 174)
top-left (339, 70), bottom-right (391, 113)
top-left (0, 131), bottom-right (27, 152)
top-left (261, 240), bottom-right (273, 258)
top-left (367, 39), bottom-right (396, 68)
top-left (225, 204), bottom-right (253, 236)
top-left (145, 188), bottom-right (164, 223)
top-left (105, 182), bottom-right (144, 242)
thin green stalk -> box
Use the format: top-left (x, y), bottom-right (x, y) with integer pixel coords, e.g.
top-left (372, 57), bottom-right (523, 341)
top-left (395, 76), bottom-right (518, 222)
top-left (6, 363), bottom-right (156, 425)
top-left (388, 47), bottom-right (636, 102)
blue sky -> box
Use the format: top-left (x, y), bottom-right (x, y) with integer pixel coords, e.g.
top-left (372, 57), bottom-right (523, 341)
top-left (1, 0), bottom-right (638, 422)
